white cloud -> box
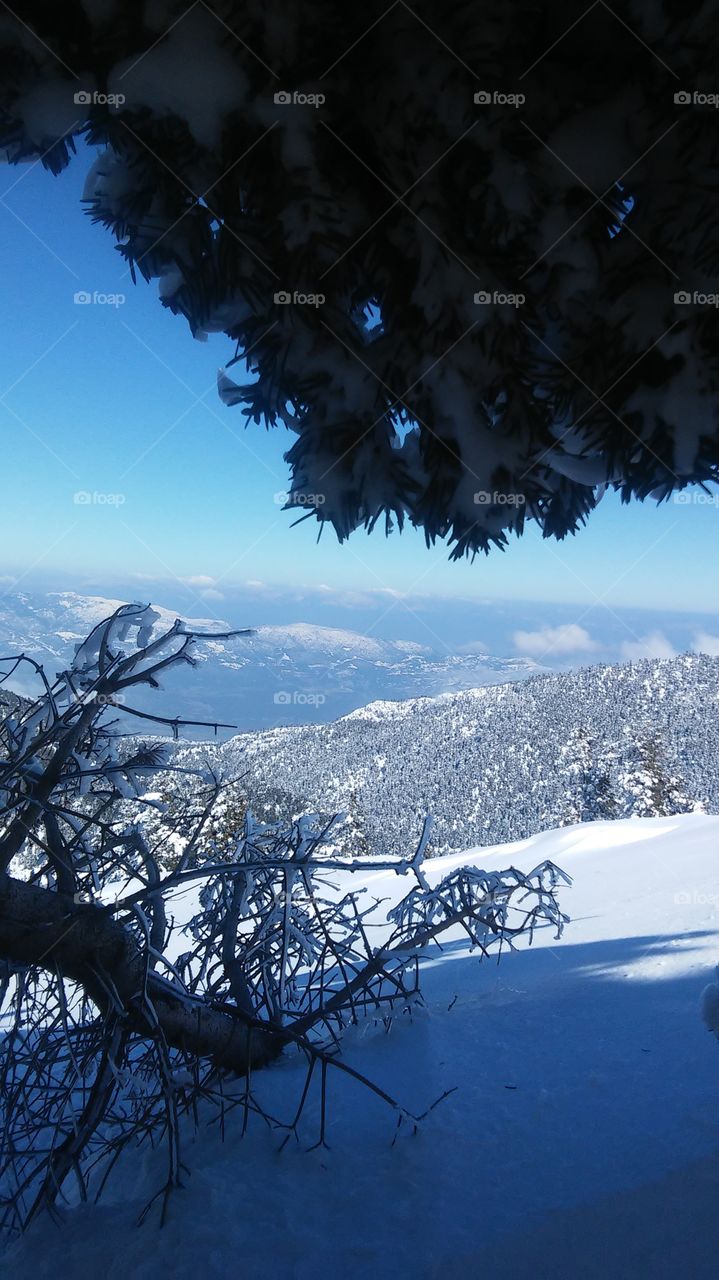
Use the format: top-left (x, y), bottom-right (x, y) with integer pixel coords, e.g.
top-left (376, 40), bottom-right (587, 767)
top-left (692, 631), bottom-right (719, 657)
top-left (183, 575), bottom-right (216, 588)
top-left (621, 631), bottom-right (677, 660)
top-left (199, 587), bottom-right (224, 602)
top-left (513, 623), bottom-right (598, 658)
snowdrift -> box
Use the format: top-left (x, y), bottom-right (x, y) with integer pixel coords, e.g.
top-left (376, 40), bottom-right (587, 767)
top-left (5, 814), bottom-right (719, 1279)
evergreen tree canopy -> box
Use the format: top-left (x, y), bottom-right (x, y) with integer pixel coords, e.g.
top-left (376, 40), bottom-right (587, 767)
top-left (1, 1), bottom-right (717, 555)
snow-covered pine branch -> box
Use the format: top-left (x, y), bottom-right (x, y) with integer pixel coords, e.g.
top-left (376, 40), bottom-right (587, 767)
top-left (0, 3), bottom-right (717, 556)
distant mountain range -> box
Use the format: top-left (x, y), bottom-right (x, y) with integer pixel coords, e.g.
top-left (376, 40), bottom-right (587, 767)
top-left (0, 591), bottom-right (542, 731)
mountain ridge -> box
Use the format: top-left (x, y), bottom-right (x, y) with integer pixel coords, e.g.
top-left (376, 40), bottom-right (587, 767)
top-left (164, 651), bottom-right (719, 855)
top-left (0, 591), bottom-right (542, 730)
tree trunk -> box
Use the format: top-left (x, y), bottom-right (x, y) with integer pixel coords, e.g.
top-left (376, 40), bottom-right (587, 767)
top-left (0, 875), bottom-right (282, 1073)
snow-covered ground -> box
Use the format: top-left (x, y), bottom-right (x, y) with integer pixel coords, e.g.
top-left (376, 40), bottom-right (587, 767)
top-left (6, 815), bottom-right (719, 1278)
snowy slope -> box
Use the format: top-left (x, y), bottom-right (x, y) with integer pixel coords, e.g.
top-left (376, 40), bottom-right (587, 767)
top-left (6, 814), bottom-right (719, 1279)
top-left (0, 591), bottom-right (540, 730)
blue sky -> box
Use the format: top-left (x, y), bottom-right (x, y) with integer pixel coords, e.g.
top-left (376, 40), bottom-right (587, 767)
top-left (1, 141), bottom-right (718, 660)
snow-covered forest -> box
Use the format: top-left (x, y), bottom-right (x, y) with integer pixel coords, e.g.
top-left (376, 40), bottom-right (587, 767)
top-left (158, 654), bottom-right (717, 857)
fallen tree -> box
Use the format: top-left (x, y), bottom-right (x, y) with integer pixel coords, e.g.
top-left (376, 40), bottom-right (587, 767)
top-left (0, 605), bottom-right (569, 1232)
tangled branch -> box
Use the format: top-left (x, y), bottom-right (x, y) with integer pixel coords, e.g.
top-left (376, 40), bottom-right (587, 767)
top-left (0, 605), bottom-right (569, 1234)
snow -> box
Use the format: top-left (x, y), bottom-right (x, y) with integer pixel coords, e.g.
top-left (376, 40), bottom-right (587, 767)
top-left (108, 8), bottom-right (248, 149)
top-left (249, 622), bottom-right (389, 660)
top-left (50, 591), bottom-right (230, 635)
top-left (82, 149), bottom-right (137, 207)
top-left (12, 81), bottom-right (84, 147)
top-left (5, 813), bottom-right (719, 1277)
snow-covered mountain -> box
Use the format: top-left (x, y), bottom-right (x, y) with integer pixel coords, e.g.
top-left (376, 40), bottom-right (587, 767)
top-left (168, 652), bottom-right (719, 856)
top-left (0, 591), bottom-right (541, 730)
top-left (6, 814), bottom-right (719, 1278)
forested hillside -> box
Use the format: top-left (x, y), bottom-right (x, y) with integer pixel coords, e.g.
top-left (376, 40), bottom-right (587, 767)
top-left (163, 654), bottom-right (719, 856)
